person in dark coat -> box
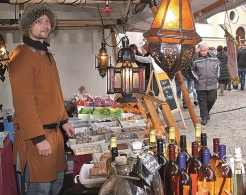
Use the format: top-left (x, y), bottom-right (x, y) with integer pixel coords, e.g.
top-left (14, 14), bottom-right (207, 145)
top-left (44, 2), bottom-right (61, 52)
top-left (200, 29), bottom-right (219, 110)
top-left (216, 45), bottom-right (229, 96)
top-left (191, 43), bottom-right (220, 125)
top-left (231, 45), bottom-right (246, 92)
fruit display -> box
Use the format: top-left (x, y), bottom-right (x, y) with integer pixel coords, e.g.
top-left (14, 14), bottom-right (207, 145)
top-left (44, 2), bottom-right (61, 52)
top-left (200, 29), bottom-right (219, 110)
top-left (78, 106), bottom-right (123, 117)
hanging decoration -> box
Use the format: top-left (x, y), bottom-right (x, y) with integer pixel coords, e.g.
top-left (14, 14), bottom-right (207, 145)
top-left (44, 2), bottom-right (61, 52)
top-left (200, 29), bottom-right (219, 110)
top-left (101, 0), bottom-right (113, 14)
top-left (95, 40), bottom-right (110, 78)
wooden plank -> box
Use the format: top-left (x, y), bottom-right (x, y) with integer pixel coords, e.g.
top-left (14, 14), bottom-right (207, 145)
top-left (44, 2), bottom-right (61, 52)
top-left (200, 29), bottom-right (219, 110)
top-left (139, 94), bottom-right (191, 154)
top-left (193, 0), bottom-right (229, 17)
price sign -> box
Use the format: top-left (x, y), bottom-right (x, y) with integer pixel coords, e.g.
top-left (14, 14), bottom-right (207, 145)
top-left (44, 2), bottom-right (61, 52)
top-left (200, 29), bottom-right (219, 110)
top-left (140, 152), bottom-right (160, 173)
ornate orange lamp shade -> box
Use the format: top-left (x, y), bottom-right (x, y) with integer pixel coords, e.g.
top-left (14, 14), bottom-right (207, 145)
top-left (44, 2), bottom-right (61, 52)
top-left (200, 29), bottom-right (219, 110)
top-left (95, 40), bottom-right (110, 78)
top-left (143, 0), bottom-right (201, 80)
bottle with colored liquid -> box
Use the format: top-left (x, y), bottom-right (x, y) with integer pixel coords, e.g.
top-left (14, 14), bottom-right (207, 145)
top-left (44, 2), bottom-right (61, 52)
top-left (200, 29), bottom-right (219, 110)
top-left (164, 144), bottom-right (178, 195)
top-left (194, 123), bottom-right (202, 148)
top-left (210, 138), bottom-right (220, 171)
top-left (214, 144), bottom-right (232, 195)
top-left (187, 141), bottom-right (202, 195)
top-left (155, 138), bottom-right (168, 182)
top-left (197, 148), bottom-right (216, 195)
top-left (174, 152), bottom-right (192, 195)
top-left (178, 135), bottom-right (191, 167)
top-left (165, 126), bottom-right (179, 160)
top-left (199, 133), bottom-right (210, 163)
top-left (149, 129), bottom-right (157, 154)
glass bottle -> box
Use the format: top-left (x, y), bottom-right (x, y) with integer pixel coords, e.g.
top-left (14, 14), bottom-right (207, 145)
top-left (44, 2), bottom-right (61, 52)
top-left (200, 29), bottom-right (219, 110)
top-left (178, 135), bottom-right (191, 167)
top-left (197, 148), bottom-right (216, 195)
top-left (109, 135), bottom-right (117, 150)
top-left (149, 129), bottom-right (157, 154)
top-left (174, 152), bottom-right (192, 195)
top-left (210, 138), bottom-right (220, 171)
top-left (187, 141), bottom-right (202, 195)
top-left (155, 138), bottom-right (168, 182)
top-left (195, 123), bottom-right (202, 148)
top-left (233, 147), bottom-right (245, 195)
top-left (199, 133), bottom-right (210, 163)
top-left (214, 145), bottom-right (232, 195)
top-left (106, 146), bottom-right (118, 177)
top-left (165, 126), bottom-right (179, 160)
top-left (164, 144), bottom-right (178, 195)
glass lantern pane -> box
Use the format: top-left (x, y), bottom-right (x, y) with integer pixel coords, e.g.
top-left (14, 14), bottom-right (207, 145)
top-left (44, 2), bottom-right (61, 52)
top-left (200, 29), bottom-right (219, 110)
top-left (163, 0), bottom-right (180, 29)
top-left (160, 37), bottom-right (181, 44)
top-left (114, 68), bottom-right (122, 93)
top-left (132, 71), bottom-right (139, 91)
top-left (107, 67), bottom-right (115, 94)
top-left (139, 67), bottom-right (146, 93)
top-left (121, 67), bottom-right (126, 93)
top-left (182, 0), bottom-right (195, 30)
top-left (152, 0), bottom-right (168, 28)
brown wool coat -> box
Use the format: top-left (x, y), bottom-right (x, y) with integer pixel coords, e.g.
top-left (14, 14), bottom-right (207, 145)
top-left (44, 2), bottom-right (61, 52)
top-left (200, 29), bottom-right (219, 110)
top-left (8, 43), bottom-right (68, 182)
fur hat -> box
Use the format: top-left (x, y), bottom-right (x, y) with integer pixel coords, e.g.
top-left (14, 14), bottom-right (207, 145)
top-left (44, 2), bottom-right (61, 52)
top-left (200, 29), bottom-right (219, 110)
top-left (19, 4), bottom-right (57, 36)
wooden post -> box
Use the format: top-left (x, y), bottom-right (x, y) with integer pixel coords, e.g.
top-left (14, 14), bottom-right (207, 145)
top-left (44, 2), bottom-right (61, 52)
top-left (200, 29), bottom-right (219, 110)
top-left (175, 71), bottom-right (199, 126)
top-left (111, 30), bottom-right (118, 64)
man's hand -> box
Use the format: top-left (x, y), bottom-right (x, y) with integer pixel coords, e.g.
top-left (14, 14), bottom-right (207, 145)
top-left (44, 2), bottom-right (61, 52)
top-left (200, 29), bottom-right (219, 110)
top-left (36, 140), bottom-right (52, 156)
top-left (62, 123), bottom-right (75, 138)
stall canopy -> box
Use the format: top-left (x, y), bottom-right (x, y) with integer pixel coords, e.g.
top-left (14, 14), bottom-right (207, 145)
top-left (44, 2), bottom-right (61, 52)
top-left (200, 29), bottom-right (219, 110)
top-left (0, 0), bottom-right (245, 32)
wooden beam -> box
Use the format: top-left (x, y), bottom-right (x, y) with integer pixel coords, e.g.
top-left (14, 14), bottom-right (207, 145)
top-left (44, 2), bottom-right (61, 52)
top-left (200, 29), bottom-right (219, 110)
top-left (110, 30), bottom-right (118, 64)
top-left (9, 0), bottom-right (141, 4)
top-left (175, 71), bottom-right (199, 126)
top-left (57, 20), bottom-right (115, 26)
top-left (193, 0), bottom-right (229, 18)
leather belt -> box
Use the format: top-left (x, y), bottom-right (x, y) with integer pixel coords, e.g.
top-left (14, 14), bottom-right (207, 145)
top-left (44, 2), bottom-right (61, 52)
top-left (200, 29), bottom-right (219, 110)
top-left (43, 122), bottom-right (60, 131)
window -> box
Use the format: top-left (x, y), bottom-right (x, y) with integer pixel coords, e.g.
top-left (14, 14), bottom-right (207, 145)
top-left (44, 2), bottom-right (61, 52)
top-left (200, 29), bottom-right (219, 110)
top-left (229, 10), bottom-right (239, 24)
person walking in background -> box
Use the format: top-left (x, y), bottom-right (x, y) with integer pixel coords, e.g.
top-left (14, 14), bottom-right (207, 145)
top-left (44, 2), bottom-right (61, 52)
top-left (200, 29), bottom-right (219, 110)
top-left (135, 43), bottom-right (152, 87)
top-left (8, 4), bottom-right (75, 194)
top-left (231, 44), bottom-right (246, 92)
top-left (209, 46), bottom-right (217, 55)
top-left (181, 65), bottom-right (198, 109)
top-left (191, 43), bottom-right (220, 125)
top-left (216, 45), bottom-right (229, 96)
top-left (175, 76), bottom-right (181, 99)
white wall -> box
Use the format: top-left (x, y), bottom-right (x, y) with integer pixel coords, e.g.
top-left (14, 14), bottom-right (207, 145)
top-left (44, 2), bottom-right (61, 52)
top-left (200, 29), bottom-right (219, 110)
top-left (0, 29), bottom-right (115, 110)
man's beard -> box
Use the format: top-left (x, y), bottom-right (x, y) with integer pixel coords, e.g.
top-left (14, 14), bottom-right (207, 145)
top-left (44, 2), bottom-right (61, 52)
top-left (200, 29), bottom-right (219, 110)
top-left (36, 33), bottom-right (49, 39)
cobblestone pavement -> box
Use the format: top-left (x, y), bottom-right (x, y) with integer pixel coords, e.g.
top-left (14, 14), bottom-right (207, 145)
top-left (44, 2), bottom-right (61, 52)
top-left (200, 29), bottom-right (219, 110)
top-left (174, 88), bottom-right (246, 157)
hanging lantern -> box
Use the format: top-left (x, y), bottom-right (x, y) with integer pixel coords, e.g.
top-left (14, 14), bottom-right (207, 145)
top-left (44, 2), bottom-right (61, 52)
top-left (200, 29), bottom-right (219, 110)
top-left (95, 40), bottom-right (110, 78)
top-left (0, 34), bottom-right (9, 82)
top-left (107, 36), bottom-right (145, 102)
top-left (143, 0), bottom-right (202, 80)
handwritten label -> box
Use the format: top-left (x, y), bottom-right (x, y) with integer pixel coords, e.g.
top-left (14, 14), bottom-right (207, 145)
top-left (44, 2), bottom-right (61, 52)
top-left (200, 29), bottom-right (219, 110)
top-left (141, 152), bottom-right (160, 173)
top-left (160, 79), bottom-right (177, 110)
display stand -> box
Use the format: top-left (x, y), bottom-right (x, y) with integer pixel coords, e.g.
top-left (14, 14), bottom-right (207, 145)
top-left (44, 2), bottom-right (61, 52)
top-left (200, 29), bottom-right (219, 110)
top-left (146, 70), bottom-right (186, 129)
top-left (135, 94), bottom-right (191, 154)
